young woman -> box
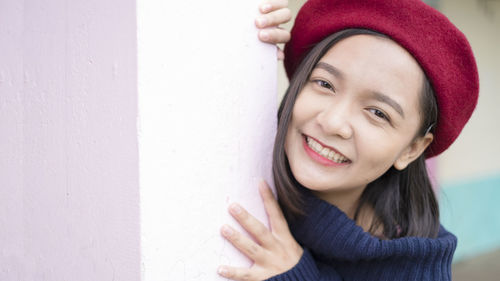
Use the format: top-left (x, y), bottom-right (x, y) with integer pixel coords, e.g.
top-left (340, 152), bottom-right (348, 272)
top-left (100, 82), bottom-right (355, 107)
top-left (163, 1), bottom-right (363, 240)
top-left (219, 0), bottom-right (479, 280)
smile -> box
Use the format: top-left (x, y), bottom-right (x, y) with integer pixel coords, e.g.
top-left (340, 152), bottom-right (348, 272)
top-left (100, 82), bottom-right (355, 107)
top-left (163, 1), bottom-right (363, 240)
top-left (303, 134), bottom-right (350, 164)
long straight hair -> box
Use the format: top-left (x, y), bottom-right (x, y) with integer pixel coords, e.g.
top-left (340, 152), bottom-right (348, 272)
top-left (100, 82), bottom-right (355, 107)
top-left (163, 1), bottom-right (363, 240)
top-left (272, 29), bottom-right (440, 239)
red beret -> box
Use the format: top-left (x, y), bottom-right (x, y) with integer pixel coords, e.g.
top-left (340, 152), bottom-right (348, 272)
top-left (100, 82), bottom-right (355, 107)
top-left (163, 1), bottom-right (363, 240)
top-left (284, 0), bottom-right (479, 158)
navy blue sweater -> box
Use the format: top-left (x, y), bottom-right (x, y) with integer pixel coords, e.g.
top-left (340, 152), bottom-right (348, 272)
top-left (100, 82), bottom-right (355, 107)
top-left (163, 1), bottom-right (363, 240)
top-left (267, 193), bottom-right (457, 281)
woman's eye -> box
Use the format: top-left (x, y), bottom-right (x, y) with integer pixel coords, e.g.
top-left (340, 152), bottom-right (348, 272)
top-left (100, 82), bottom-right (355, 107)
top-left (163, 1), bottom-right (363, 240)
top-left (369, 108), bottom-right (390, 121)
top-left (314, 80), bottom-right (335, 91)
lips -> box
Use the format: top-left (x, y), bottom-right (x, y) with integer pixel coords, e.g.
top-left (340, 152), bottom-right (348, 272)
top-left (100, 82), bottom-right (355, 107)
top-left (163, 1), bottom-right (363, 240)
top-left (302, 134), bottom-right (351, 164)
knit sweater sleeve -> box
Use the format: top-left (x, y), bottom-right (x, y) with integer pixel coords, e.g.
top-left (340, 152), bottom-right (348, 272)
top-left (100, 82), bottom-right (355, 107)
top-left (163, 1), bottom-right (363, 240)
top-left (265, 248), bottom-right (342, 281)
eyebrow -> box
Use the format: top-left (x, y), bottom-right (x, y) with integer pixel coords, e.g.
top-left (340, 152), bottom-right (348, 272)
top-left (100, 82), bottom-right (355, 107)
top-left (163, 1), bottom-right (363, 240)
top-left (371, 91), bottom-right (405, 119)
top-left (315, 62), bottom-right (345, 79)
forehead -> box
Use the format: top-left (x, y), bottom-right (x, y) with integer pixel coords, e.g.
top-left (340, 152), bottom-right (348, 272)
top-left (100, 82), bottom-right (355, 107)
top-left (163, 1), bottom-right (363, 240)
top-left (316, 34), bottom-right (425, 116)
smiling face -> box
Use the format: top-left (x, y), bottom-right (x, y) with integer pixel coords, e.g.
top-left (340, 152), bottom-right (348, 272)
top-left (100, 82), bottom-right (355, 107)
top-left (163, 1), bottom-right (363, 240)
top-left (284, 34), bottom-right (433, 210)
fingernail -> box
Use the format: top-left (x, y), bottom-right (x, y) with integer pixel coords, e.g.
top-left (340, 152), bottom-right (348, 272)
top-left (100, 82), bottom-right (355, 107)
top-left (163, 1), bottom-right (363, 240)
top-left (259, 178), bottom-right (267, 186)
top-left (260, 30), bottom-right (269, 41)
top-left (218, 266), bottom-right (229, 277)
top-left (256, 17), bottom-right (268, 27)
top-left (261, 4), bottom-right (272, 12)
top-left (259, 179), bottom-right (269, 191)
top-left (221, 225), bottom-right (233, 237)
top-left (230, 203), bottom-right (242, 215)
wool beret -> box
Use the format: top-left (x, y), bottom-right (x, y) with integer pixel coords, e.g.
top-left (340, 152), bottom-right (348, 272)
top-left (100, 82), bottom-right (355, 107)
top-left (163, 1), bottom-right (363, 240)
top-left (284, 0), bottom-right (479, 158)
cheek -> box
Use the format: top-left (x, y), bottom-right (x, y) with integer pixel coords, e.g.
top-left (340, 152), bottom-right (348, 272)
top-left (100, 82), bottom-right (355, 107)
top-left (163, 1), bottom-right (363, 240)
top-left (291, 94), bottom-right (309, 124)
top-left (292, 89), bottom-right (323, 119)
top-left (284, 110), bottom-right (300, 158)
top-left (285, 94), bottom-right (313, 140)
top-left (356, 130), bottom-right (406, 172)
top-left (284, 93), bottom-right (315, 163)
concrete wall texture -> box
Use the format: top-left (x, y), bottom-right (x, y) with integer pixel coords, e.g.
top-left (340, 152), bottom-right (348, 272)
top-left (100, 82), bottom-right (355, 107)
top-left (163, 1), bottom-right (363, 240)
top-left (137, 0), bottom-right (276, 280)
top-left (0, 0), bottom-right (139, 280)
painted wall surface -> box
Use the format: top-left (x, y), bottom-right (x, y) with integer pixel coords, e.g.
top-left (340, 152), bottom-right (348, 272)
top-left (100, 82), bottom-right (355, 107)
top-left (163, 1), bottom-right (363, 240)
top-left (440, 175), bottom-right (500, 261)
top-left (436, 0), bottom-right (500, 261)
top-left (0, 1), bottom-right (140, 280)
top-left (437, 0), bottom-right (500, 182)
top-left (137, 0), bottom-right (277, 280)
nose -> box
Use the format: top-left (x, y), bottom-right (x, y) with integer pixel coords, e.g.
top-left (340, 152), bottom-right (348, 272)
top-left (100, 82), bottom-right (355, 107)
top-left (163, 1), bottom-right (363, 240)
top-left (316, 99), bottom-right (353, 139)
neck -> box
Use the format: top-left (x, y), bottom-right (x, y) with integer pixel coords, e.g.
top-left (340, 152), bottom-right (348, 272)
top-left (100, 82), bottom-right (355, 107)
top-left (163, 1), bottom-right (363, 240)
top-left (311, 185), bottom-right (366, 219)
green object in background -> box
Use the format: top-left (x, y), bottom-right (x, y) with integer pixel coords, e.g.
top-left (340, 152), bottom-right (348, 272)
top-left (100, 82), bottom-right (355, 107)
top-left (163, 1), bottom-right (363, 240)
top-left (440, 174), bottom-right (500, 262)
top-left (424, 0), bottom-right (440, 9)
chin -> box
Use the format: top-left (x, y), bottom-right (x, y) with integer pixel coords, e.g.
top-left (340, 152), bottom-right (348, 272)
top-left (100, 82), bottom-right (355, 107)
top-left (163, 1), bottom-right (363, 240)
top-left (290, 168), bottom-right (334, 192)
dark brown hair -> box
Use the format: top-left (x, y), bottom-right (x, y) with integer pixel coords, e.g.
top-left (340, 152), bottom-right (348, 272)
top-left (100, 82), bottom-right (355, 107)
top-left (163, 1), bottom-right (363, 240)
top-left (272, 29), bottom-right (440, 239)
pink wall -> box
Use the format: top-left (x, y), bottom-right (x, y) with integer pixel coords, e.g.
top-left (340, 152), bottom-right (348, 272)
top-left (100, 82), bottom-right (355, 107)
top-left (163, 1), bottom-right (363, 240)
top-left (0, 1), bottom-right (140, 280)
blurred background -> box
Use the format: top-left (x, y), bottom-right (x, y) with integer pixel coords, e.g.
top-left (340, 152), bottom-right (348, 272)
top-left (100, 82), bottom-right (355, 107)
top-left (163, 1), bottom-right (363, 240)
top-left (279, 1), bottom-right (500, 280)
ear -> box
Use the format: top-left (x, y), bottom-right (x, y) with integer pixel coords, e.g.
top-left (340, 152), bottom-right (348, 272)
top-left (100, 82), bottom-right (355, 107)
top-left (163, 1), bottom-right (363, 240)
top-left (394, 133), bottom-right (434, 170)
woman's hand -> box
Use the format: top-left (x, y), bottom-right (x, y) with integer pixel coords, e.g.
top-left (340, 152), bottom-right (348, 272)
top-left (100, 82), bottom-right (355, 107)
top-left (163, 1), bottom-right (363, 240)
top-left (218, 180), bottom-right (303, 281)
top-left (256, 0), bottom-right (292, 60)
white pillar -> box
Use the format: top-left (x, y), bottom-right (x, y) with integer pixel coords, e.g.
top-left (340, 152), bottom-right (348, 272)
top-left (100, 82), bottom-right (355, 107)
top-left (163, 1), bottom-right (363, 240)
top-left (137, 0), bottom-right (277, 280)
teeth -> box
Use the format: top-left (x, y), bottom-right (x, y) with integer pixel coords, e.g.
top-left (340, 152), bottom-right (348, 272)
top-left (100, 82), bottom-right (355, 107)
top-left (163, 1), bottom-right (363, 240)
top-left (315, 142), bottom-right (322, 151)
top-left (306, 136), bottom-right (348, 163)
top-left (328, 151), bottom-right (334, 158)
